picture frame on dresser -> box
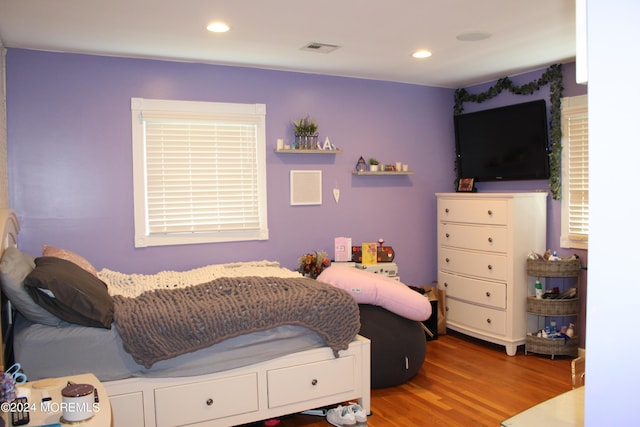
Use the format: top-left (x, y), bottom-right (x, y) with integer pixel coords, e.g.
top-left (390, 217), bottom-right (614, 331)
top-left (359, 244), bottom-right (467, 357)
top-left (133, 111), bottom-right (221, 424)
top-left (456, 178), bottom-right (476, 192)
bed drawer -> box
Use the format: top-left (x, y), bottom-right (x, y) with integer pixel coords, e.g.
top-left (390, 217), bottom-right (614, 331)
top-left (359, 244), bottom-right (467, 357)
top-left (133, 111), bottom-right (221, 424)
top-left (154, 373), bottom-right (258, 427)
top-left (439, 271), bottom-right (506, 309)
top-left (267, 355), bottom-right (355, 408)
top-left (439, 247), bottom-right (507, 281)
top-left (438, 198), bottom-right (508, 225)
top-left (447, 298), bottom-right (506, 336)
top-left (439, 222), bottom-right (508, 253)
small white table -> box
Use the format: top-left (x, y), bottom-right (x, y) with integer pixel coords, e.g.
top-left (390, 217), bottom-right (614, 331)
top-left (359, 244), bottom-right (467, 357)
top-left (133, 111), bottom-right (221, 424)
top-left (6, 373), bottom-right (111, 427)
top-left (501, 387), bottom-right (584, 427)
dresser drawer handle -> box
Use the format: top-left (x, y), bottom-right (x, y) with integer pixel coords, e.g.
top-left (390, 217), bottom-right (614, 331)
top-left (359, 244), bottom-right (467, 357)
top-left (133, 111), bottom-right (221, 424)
top-left (311, 379), bottom-right (318, 386)
top-left (487, 265), bottom-right (493, 270)
top-left (487, 237), bottom-right (493, 243)
top-left (445, 208), bottom-right (450, 213)
top-left (445, 258), bottom-right (450, 263)
top-left (487, 210), bottom-right (493, 216)
top-left (486, 292), bottom-right (491, 297)
top-left (445, 233), bottom-right (450, 238)
top-left (444, 282), bottom-right (449, 288)
top-left (486, 318), bottom-right (492, 324)
top-left (206, 398), bottom-right (214, 406)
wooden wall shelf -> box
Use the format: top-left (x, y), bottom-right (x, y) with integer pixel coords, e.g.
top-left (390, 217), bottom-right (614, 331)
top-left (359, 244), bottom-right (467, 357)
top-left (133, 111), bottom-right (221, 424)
top-left (274, 149), bottom-right (342, 154)
top-left (352, 171), bottom-right (413, 176)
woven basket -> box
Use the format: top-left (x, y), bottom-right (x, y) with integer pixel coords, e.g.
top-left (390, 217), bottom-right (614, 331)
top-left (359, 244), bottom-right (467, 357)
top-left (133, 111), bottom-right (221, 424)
top-left (527, 258), bottom-right (580, 277)
top-left (526, 334), bottom-right (578, 358)
top-left (526, 296), bottom-right (579, 316)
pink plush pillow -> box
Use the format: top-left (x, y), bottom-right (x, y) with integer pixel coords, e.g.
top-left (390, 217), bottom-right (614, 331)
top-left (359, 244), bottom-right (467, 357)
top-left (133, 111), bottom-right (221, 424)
top-left (42, 245), bottom-right (98, 276)
top-left (317, 265), bottom-right (432, 321)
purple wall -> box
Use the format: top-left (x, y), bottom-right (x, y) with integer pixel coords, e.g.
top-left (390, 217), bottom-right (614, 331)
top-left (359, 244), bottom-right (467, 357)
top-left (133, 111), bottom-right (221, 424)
top-left (6, 49), bottom-right (454, 286)
top-left (5, 49), bottom-right (587, 327)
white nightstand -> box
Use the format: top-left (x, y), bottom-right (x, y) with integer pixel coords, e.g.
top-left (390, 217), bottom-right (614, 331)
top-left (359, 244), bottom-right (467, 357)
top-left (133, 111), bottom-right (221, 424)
top-left (5, 373), bottom-right (111, 427)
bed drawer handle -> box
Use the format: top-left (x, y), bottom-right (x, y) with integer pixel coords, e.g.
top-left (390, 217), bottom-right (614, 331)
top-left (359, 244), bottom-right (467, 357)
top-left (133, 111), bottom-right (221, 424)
top-left (311, 379), bottom-right (318, 386)
top-left (206, 398), bottom-right (214, 406)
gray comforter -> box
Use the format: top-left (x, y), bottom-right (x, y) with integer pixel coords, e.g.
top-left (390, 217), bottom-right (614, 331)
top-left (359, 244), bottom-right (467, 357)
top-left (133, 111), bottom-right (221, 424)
top-left (113, 276), bottom-right (360, 368)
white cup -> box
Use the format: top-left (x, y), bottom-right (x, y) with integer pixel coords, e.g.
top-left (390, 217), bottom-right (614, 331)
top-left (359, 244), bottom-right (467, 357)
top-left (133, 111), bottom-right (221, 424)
top-left (402, 164), bottom-right (409, 172)
top-left (395, 162), bottom-right (402, 171)
top-left (276, 138), bottom-right (284, 150)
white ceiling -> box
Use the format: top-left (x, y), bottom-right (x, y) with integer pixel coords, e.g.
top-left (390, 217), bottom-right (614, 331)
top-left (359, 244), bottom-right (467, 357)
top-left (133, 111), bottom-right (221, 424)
top-left (0, 0), bottom-right (576, 88)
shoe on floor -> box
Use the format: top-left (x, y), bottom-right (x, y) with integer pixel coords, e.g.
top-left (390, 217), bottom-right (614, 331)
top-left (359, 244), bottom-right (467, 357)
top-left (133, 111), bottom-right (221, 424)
top-left (347, 403), bottom-right (367, 423)
top-left (326, 405), bottom-right (356, 426)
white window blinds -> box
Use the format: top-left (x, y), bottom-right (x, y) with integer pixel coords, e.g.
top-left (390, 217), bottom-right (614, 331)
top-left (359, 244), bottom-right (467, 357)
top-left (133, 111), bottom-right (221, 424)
top-left (560, 95), bottom-right (588, 249)
top-left (131, 98), bottom-right (268, 247)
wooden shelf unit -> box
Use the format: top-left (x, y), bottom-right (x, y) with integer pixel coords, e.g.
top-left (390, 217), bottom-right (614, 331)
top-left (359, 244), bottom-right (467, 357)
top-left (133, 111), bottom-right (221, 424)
top-left (274, 149), bottom-right (342, 154)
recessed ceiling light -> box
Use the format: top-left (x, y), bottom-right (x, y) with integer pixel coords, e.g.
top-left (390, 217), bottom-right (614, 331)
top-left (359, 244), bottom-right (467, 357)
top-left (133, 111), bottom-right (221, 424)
top-left (207, 22), bottom-right (230, 33)
top-left (456, 31), bottom-right (491, 42)
top-left (412, 50), bottom-right (432, 59)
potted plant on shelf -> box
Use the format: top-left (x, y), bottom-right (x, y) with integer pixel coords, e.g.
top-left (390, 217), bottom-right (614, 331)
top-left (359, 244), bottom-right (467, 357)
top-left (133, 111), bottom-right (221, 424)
top-left (369, 158), bottom-right (379, 172)
top-left (292, 115), bottom-right (319, 149)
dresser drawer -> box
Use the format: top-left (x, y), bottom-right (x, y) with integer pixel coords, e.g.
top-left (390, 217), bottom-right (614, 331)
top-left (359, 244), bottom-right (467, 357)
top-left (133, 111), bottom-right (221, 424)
top-left (267, 355), bottom-right (355, 408)
top-left (439, 247), bottom-right (507, 281)
top-left (438, 198), bottom-right (508, 225)
top-left (439, 271), bottom-right (506, 309)
top-left (439, 222), bottom-right (508, 253)
top-left (154, 373), bottom-right (258, 427)
top-left (447, 298), bottom-right (506, 336)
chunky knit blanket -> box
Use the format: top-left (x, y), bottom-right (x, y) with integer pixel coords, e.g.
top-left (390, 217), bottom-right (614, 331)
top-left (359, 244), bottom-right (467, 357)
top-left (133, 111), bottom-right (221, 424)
top-left (100, 260), bottom-right (302, 298)
top-left (112, 276), bottom-right (360, 368)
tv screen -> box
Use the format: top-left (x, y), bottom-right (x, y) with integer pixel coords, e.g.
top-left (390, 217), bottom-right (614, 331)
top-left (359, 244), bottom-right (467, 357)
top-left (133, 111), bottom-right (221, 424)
top-left (454, 99), bottom-right (550, 181)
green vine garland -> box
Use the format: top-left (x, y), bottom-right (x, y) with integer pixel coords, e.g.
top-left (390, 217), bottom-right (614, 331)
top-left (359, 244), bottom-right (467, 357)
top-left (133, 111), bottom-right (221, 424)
top-left (453, 64), bottom-right (564, 199)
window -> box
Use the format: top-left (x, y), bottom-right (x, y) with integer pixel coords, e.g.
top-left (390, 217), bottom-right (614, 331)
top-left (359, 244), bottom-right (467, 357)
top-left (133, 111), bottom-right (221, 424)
top-left (131, 98), bottom-right (268, 247)
top-left (560, 95), bottom-right (588, 249)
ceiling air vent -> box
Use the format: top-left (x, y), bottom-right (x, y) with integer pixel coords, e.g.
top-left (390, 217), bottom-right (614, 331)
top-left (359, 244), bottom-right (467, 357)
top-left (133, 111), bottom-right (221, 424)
top-left (300, 42), bottom-right (341, 54)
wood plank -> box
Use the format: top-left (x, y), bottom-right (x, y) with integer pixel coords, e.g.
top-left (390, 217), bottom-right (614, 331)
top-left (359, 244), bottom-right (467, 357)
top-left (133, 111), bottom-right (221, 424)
top-left (252, 331), bottom-right (573, 426)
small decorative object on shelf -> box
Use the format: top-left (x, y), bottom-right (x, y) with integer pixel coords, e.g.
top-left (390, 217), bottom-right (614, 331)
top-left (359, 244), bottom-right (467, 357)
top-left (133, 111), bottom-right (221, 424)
top-left (368, 158), bottom-right (379, 172)
top-left (322, 137), bottom-right (334, 150)
top-left (566, 323), bottom-right (575, 338)
top-left (292, 115), bottom-right (319, 150)
top-left (356, 156), bottom-right (367, 172)
top-left (297, 250), bottom-right (330, 279)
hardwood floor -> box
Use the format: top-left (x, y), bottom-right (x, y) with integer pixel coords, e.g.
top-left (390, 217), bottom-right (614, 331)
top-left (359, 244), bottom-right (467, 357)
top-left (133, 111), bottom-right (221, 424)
top-left (269, 332), bottom-right (574, 426)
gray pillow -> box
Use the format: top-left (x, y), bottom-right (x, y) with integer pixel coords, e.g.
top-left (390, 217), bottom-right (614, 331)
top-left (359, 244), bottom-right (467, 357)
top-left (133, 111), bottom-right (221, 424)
top-left (0, 247), bottom-right (61, 326)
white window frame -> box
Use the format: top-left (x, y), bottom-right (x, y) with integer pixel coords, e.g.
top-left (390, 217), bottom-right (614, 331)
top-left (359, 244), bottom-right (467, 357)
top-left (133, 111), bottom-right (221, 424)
top-left (131, 98), bottom-right (268, 248)
top-left (560, 94), bottom-right (588, 249)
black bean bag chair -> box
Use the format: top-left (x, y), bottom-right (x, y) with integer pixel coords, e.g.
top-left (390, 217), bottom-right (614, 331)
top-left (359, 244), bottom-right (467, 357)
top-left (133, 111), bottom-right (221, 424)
top-left (358, 304), bottom-right (426, 388)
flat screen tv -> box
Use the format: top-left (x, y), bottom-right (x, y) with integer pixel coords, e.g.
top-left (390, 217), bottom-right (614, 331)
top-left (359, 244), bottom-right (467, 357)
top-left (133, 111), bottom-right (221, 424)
top-left (454, 99), bottom-right (550, 181)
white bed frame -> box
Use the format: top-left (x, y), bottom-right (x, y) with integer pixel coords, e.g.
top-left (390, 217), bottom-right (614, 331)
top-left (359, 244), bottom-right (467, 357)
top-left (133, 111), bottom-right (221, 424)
top-left (0, 209), bottom-right (371, 427)
top-left (106, 337), bottom-right (370, 426)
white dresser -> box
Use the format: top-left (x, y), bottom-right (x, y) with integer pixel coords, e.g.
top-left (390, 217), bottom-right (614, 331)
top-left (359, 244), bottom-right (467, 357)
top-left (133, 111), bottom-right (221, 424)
top-left (436, 192), bottom-right (547, 355)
